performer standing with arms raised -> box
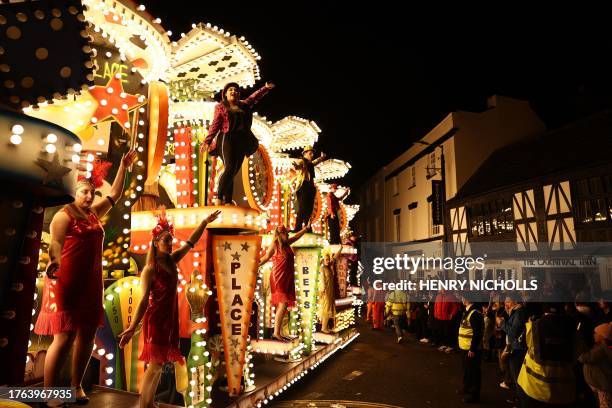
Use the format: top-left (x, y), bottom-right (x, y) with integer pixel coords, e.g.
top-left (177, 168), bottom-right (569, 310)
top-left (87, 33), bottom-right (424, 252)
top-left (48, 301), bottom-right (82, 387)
top-left (201, 82), bottom-right (275, 205)
top-left (35, 150), bottom-right (136, 406)
top-left (258, 224), bottom-right (310, 341)
top-left (326, 184), bottom-right (350, 244)
top-left (118, 209), bottom-right (221, 408)
top-left (291, 147), bottom-right (327, 232)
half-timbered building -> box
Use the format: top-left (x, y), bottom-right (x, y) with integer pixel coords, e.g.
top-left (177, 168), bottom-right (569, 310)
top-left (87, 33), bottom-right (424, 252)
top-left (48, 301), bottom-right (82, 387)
top-left (446, 112), bottom-right (612, 292)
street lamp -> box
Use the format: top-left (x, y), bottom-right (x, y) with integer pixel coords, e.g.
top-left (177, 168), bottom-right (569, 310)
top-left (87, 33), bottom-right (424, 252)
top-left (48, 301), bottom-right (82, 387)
top-left (413, 140), bottom-right (445, 185)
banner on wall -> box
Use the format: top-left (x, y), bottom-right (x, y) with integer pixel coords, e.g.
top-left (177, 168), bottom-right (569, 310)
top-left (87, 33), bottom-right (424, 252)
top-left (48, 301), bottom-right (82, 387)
top-left (212, 235), bottom-right (261, 397)
top-left (294, 248), bottom-right (321, 355)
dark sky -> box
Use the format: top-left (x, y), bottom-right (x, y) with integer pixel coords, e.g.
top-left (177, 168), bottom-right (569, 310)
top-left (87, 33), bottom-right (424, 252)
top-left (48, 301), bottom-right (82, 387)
top-left (142, 2), bottom-right (612, 190)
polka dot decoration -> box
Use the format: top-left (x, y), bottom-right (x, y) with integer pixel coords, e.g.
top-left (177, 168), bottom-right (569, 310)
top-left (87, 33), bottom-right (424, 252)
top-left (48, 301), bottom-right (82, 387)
top-left (0, 0), bottom-right (94, 109)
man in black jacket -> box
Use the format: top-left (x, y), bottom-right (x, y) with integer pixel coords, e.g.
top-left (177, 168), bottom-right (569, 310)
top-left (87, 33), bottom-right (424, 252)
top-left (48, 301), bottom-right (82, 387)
top-left (458, 293), bottom-right (484, 404)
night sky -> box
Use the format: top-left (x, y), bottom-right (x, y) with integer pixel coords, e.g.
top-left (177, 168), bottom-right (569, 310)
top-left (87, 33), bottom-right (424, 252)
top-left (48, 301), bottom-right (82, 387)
top-left (143, 2), bottom-right (612, 192)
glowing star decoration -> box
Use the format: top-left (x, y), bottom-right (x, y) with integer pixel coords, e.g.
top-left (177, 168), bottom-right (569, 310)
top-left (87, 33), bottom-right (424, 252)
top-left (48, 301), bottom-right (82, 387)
top-left (212, 235), bottom-right (261, 397)
top-left (88, 75), bottom-right (142, 132)
top-left (34, 154), bottom-right (72, 187)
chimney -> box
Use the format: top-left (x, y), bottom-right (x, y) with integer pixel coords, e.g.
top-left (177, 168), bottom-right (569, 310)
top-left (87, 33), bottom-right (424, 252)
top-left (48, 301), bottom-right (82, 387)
top-left (486, 95), bottom-right (498, 109)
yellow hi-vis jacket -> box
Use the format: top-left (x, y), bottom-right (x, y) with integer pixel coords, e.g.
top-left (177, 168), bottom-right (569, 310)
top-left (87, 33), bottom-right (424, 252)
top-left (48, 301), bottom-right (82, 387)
top-left (385, 290), bottom-right (409, 316)
top-left (458, 308), bottom-right (481, 351)
top-left (517, 320), bottom-right (576, 405)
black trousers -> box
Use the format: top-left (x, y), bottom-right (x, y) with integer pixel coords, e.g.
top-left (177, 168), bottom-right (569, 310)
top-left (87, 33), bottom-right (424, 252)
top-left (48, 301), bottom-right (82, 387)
top-left (462, 350), bottom-right (482, 400)
top-left (347, 260), bottom-right (358, 286)
top-left (391, 315), bottom-right (407, 337)
top-left (295, 181), bottom-right (316, 230)
top-left (327, 213), bottom-right (341, 244)
top-left (414, 308), bottom-right (429, 339)
top-left (218, 132), bottom-right (246, 204)
top-left (509, 349), bottom-right (527, 401)
top-left (435, 319), bottom-right (454, 347)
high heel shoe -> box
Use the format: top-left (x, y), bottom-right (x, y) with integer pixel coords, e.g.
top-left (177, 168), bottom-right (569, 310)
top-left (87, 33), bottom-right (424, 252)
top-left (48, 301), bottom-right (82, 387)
top-left (74, 386), bottom-right (90, 405)
top-left (43, 400), bottom-right (67, 408)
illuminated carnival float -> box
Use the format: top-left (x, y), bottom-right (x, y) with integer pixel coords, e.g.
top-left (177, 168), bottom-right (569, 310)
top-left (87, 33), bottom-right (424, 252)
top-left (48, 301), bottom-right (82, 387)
top-left (0, 0), bottom-right (360, 406)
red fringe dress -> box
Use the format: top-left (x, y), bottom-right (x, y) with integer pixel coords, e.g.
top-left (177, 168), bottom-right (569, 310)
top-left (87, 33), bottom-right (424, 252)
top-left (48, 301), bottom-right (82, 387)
top-left (139, 263), bottom-right (184, 364)
top-left (35, 208), bottom-right (105, 335)
top-left (270, 243), bottom-right (296, 308)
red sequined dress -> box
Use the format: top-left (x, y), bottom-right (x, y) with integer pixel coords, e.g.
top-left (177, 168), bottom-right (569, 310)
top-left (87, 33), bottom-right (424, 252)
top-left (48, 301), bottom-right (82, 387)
top-left (35, 208), bottom-right (105, 335)
top-left (139, 262), bottom-right (184, 364)
top-left (270, 243), bottom-right (296, 308)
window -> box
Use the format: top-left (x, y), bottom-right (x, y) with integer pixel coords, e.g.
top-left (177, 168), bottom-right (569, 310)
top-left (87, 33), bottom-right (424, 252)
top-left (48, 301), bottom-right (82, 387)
top-left (427, 152), bottom-right (437, 178)
top-left (495, 268), bottom-right (516, 281)
top-left (429, 202), bottom-right (441, 237)
top-left (468, 197), bottom-right (515, 237)
top-left (576, 175), bottom-right (612, 224)
top-left (392, 176), bottom-right (399, 196)
top-left (409, 166), bottom-right (416, 188)
top-left (394, 212), bottom-right (401, 242)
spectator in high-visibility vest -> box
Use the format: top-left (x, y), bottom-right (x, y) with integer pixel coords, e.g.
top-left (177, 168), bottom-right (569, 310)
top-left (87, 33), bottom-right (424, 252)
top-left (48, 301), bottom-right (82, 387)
top-left (579, 322), bottom-right (611, 408)
top-left (458, 293), bottom-right (484, 404)
top-left (497, 294), bottom-right (528, 405)
top-left (385, 288), bottom-right (410, 343)
top-left (517, 303), bottom-right (577, 407)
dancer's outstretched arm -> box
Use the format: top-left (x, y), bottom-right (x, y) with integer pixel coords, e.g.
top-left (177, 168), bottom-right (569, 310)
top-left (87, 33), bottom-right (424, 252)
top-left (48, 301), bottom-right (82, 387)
top-left (258, 244), bottom-right (275, 268)
top-left (288, 222), bottom-right (311, 244)
top-left (171, 210), bottom-right (221, 263)
top-left (93, 150), bottom-right (137, 218)
top-left (118, 265), bottom-right (153, 348)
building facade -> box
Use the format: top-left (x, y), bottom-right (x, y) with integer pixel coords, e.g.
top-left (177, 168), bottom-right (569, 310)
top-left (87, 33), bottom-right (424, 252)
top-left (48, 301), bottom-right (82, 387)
top-left (356, 95), bottom-right (545, 248)
top-left (446, 112), bottom-right (612, 293)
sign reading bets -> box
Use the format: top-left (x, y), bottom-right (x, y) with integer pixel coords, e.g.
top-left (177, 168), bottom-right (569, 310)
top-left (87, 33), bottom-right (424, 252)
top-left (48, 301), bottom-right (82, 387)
top-left (294, 248), bottom-right (321, 354)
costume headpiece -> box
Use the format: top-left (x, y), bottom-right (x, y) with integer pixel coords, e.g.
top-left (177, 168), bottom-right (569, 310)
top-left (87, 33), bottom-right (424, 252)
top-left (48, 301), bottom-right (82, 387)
top-left (152, 206), bottom-right (175, 239)
top-left (77, 157), bottom-right (111, 189)
top-left (302, 146), bottom-right (315, 155)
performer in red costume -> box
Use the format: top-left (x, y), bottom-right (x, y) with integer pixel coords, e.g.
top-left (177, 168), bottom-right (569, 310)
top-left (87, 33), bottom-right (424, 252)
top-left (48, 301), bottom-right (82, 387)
top-left (119, 208), bottom-right (220, 408)
top-left (258, 223), bottom-right (310, 341)
top-left (34, 150), bottom-right (136, 406)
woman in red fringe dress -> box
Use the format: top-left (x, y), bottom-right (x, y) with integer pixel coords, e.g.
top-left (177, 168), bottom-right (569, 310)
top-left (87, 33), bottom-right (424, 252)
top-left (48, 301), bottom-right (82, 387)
top-left (118, 209), bottom-right (220, 408)
top-left (34, 150), bottom-right (136, 406)
top-left (258, 223), bottom-right (310, 341)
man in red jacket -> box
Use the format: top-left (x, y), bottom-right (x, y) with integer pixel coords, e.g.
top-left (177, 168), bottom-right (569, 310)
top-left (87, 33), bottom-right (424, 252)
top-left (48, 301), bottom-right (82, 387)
top-left (434, 290), bottom-right (461, 353)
